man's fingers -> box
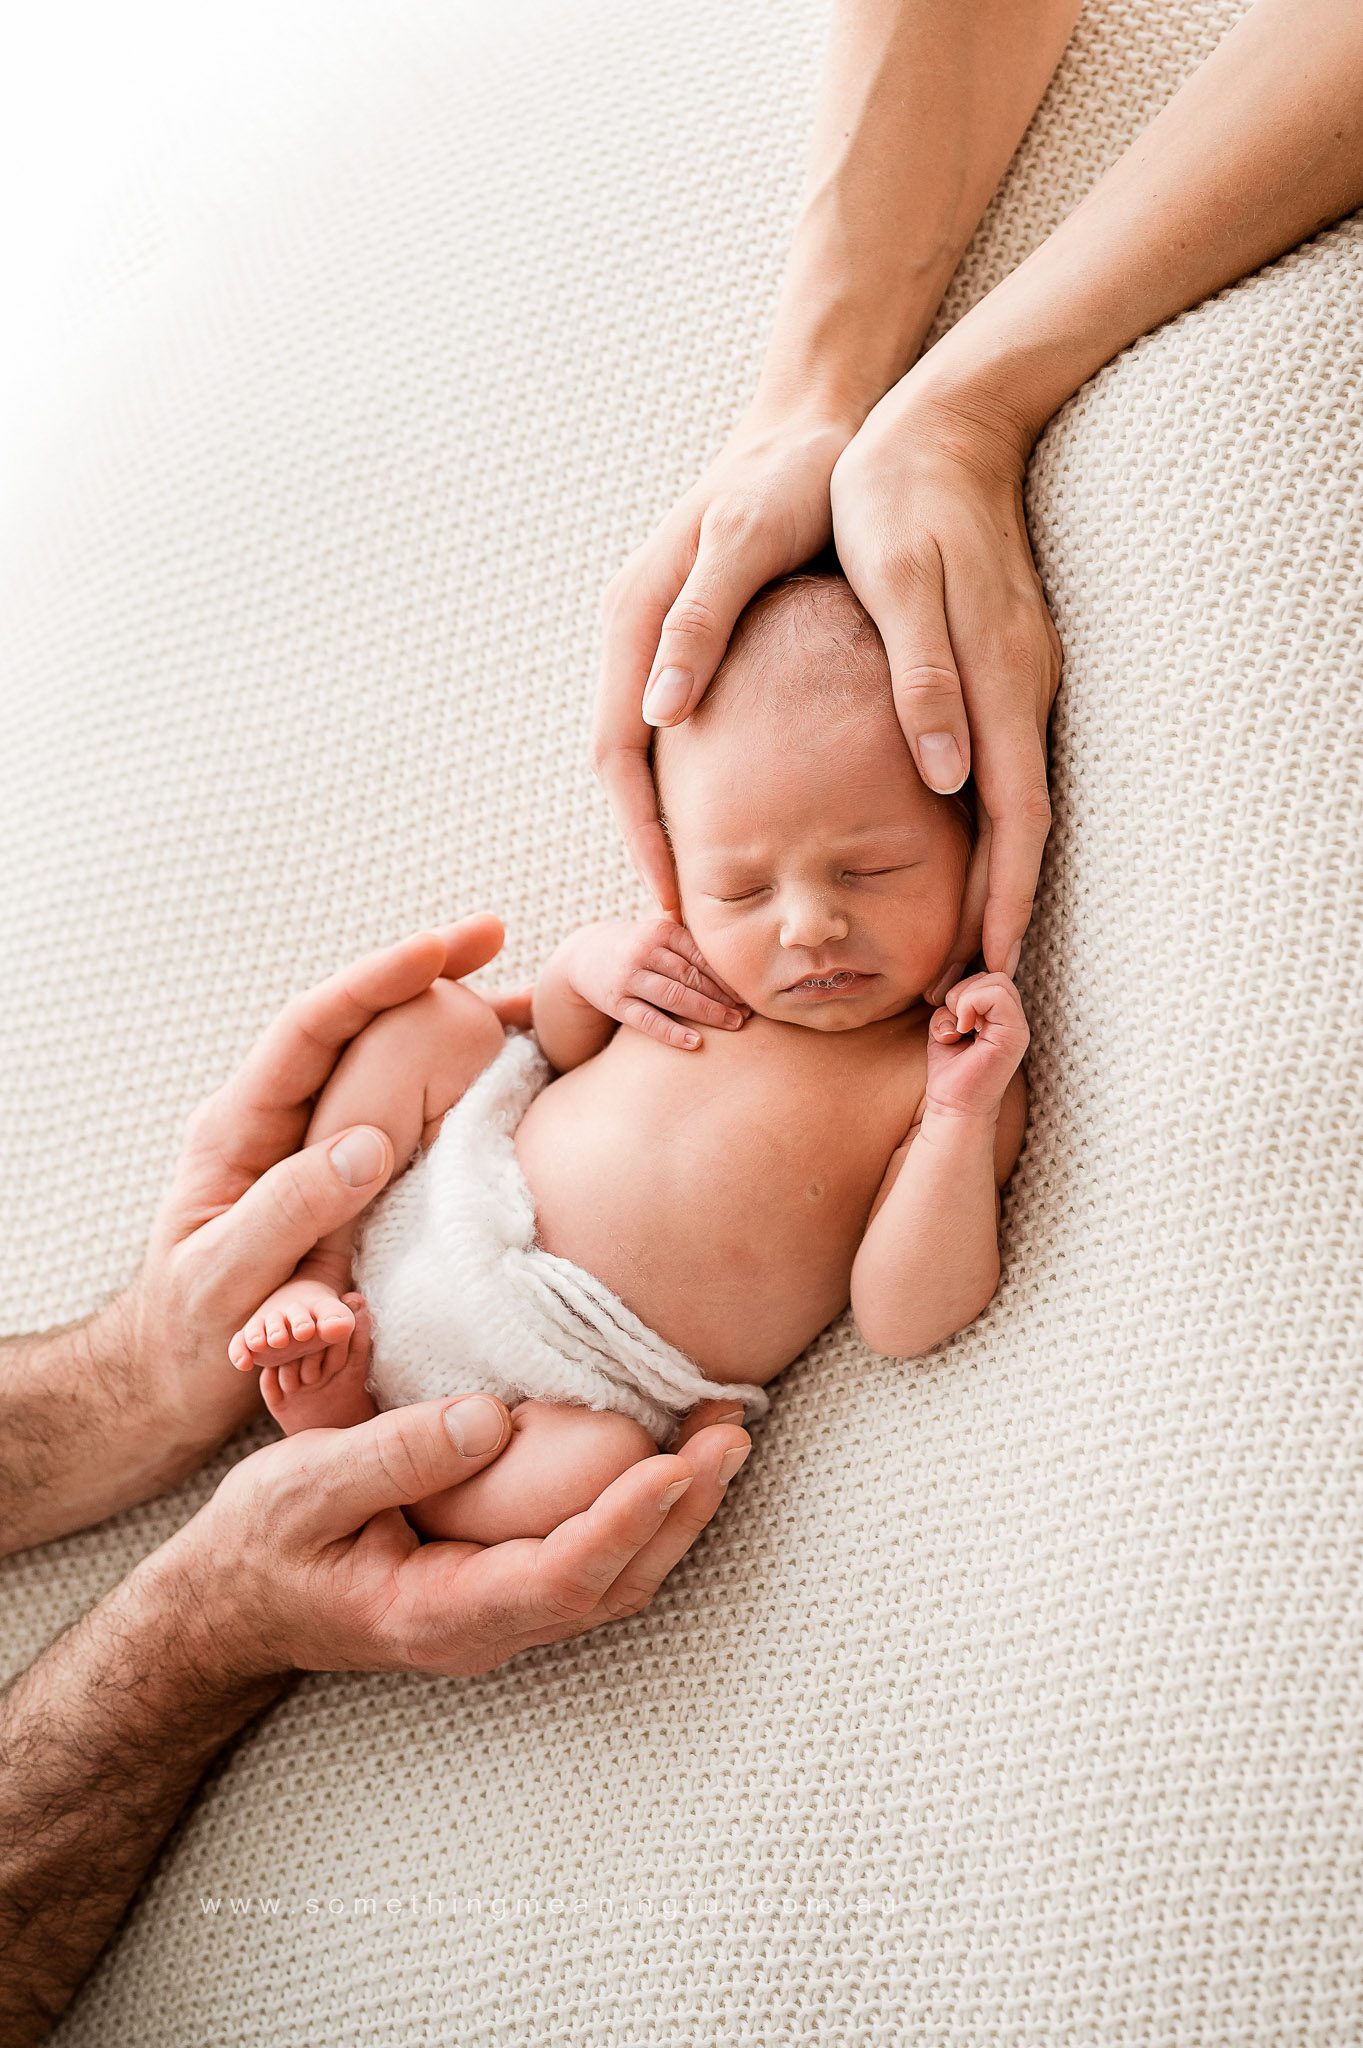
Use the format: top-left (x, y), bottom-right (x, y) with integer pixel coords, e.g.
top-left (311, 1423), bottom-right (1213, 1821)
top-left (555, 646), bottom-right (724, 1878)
top-left (529, 1454), bottom-right (699, 1623)
top-left (594, 1426), bottom-right (749, 1620)
top-left (640, 518), bottom-right (772, 728)
top-left (866, 550), bottom-right (971, 796)
top-left (486, 984), bottom-right (535, 1029)
top-left (430, 913), bottom-right (506, 983)
top-left (198, 916), bottom-right (504, 1166)
top-left (295, 1397), bottom-right (513, 1539)
top-left (195, 1125), bottom-right (395, 1317)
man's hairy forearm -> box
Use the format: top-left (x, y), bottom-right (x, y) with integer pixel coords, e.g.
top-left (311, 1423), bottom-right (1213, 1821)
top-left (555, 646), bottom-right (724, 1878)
top-left (851, 1109), bottom-right (1001, 1358)
top-left (0, 1546), bottom-right (289, 2045)
top-left (0, 1303), bottom-right (206, 1560)
top-left (755, 0), bottom-right (1083, 422)
top-left (917, 0), bottom-right (1363, 441)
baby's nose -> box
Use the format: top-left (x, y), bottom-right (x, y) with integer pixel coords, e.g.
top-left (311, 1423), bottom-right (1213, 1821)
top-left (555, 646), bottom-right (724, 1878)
top-left (779, 895), bottom-right (850, 948)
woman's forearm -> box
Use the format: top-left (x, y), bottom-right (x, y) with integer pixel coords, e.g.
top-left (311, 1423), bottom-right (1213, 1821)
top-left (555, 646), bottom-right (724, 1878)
top-left (755, 0), bottom-right (1083, 424)
top-left (912, 0), bottom-right (1363, 441)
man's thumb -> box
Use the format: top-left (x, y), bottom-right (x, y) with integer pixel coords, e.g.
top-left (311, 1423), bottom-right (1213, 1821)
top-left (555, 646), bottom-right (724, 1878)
top-left (309, 1398), bottom-right (512, 1531)
top-left (206, 1125), bottom-right (394, 1310)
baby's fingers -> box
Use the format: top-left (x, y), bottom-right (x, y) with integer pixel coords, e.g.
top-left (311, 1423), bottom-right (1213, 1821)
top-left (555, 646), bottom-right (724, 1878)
top-left (631, 965), bottom-right (743, 1030)
top-left (656, 924), bottom-right (749, 1012)
top-left (618, 997), bottom-right (704, 1051)
top-left (945, 972), bottom-right (1029, 1042)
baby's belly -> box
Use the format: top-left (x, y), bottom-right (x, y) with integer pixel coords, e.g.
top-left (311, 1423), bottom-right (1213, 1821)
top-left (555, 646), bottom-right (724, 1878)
top-left (511, 1026), bottom-right (913, 1382)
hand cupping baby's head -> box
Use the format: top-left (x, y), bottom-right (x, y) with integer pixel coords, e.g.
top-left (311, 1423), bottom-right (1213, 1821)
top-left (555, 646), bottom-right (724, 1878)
top-left (651, 572), bottom-right (974, 1031)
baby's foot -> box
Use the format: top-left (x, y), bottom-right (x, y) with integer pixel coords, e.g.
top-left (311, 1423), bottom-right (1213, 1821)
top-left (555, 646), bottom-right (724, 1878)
top-left (260, 1294), bottom-right (379, 1433)
top-left (228, 1275), bottom-right (357, 1379)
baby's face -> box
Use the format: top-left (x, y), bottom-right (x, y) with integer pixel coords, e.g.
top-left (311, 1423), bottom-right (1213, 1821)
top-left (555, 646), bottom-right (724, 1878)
top-left (661, 694), bottom-right (969, 1032)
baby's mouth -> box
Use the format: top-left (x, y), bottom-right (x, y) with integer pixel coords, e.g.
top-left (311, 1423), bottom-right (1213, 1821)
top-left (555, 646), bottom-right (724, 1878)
top-left (783, 970), bottom-right (869, 994)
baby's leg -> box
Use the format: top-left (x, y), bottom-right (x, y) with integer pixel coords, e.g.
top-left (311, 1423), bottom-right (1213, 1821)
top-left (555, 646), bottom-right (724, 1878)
top-left (262, 1348), bottom-right (658, 1544)
top-left (406, 1400), bottom-right (660, 1544)
top-left (230, 980), bottom-right (507, 1385)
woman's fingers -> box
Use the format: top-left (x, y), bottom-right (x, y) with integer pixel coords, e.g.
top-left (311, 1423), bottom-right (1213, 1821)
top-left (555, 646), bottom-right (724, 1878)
top-left (594, 550), bottom-right (687, 913)
top-left (957, 694), bottom-right (1052, 977)
top-left (856, 544), bottom-right (971, 797)
top-left (927, 813), bottom-right (992, 1004)
top-left (641, 504), bottom-right (787, 727)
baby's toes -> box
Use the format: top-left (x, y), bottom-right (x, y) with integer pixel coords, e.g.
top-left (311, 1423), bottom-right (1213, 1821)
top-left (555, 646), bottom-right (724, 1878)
top-left (287, 1307), bottom-right (317, 1343)
top-left (228, 1331), bottom-right (254, 1372)
top-left (316, 1302), bottom-right (356, 1343)
top-left (277, 1362), bottom-right (301, 1398)
top-left (265, 1313), bottom-right (292, 1350)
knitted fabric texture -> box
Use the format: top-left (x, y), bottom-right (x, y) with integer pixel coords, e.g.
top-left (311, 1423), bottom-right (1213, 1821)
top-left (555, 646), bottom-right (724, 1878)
top-left (353, 1029), bottom-right (772, 1444)
top-left (2, 1), bottom-right (1361, 2043)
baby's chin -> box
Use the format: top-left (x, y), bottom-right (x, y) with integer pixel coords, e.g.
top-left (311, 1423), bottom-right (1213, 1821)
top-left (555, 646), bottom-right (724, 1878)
top-left (748, 976), bottom-right (926, 1031)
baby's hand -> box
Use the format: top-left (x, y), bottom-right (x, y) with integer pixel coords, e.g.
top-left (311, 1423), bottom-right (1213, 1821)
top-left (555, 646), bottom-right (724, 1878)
top-left (925, 971), bottom-right (1030, 1119)
top-left (564, 918), bottom-right (749, 1050)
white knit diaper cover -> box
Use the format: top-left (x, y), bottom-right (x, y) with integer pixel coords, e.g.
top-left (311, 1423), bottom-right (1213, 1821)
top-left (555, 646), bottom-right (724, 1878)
top-left (352, 1030), bottom-right (772, 1448)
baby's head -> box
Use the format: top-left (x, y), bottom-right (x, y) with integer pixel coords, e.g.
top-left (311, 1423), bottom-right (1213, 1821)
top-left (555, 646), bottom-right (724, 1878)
top-left (651, 572), bottom-right (974, 1031)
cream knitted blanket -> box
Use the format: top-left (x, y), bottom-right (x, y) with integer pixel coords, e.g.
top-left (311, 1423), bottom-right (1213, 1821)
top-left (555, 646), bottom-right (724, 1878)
top-left (2, 2), bottom-right (1360, 2043)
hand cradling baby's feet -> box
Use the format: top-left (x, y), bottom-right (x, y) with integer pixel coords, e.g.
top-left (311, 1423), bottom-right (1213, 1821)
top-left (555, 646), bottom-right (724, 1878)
top-left (228, 1274), bottom-right (359, 1387)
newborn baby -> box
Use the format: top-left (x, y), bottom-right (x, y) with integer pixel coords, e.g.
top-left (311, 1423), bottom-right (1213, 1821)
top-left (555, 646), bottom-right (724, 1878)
top-left (230, 572), bottom-right (1030, 1543)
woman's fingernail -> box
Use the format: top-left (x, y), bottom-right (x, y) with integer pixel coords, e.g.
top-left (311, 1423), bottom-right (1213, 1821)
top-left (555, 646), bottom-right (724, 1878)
top-left (1005, 941), bottom-right (1022, 978)
top-left (918, 732), bottom-right (965, 793)
top-left (444, 1396), bottom-right (506, 1455)
top-left (725, 1009), bottom-right (743, 1027)
top-left (718, 1443), bottom-right (751, 1484)
top-left (657, 1475), bottom-right (694, 1513)
top-left (642, 667), bottom-right (692, 725)
top-left (329, 1127), bottom-right (387, 1186)
top-left (713, 1405), bottom-right (745, 1427)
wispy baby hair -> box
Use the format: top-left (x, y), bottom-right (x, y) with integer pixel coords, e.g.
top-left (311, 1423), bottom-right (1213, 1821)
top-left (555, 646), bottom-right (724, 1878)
top-left (652, 569), bottom-right (975, 844)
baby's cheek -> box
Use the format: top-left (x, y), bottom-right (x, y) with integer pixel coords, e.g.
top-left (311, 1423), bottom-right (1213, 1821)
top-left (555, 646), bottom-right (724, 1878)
top-left (688, 908), bottom-right (763, 1003)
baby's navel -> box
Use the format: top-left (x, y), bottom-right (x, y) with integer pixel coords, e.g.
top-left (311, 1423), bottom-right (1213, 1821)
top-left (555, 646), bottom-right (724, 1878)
top-left (805, 1180), bottom-right (825, 1203)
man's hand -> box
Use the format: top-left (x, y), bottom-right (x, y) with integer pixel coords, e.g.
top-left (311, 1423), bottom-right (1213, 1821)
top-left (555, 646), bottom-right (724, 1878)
top-left (146, 1392), bottom-right (755, 1680)
top-left (125, 913), bottom-right (510, 1456)
top-left (0, 1391), bottom-right (751, 2047)
top-left (0, 914), bottom-right (519, 1556)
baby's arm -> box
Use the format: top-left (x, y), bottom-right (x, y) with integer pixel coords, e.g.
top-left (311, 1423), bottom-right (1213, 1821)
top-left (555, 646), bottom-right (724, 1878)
top-left (532, 918), bottom-right (746, 1072)
top-left (851, 971), bottom-right (1030, 1359)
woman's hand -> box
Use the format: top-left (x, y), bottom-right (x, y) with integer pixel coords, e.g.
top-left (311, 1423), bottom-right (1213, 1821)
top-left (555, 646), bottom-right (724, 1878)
top-left (592, 403), bottom-right (859, 913)
top-left (830, 378), bottom-right (1061, 999)
top-left (561, 918), bottom-right (748, 1051)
